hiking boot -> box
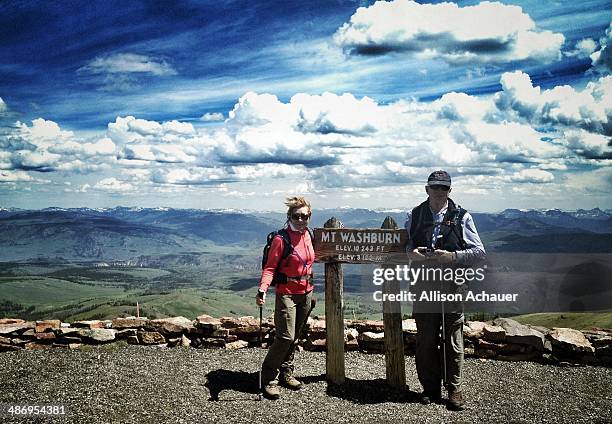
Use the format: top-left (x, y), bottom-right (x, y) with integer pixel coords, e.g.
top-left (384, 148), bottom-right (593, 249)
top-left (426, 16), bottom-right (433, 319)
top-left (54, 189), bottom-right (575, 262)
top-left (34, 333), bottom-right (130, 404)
top-left (447, 390), bottom-right (466, 411)
top-left (279, 371), bottom-right (302, 390)
top-left (263, 382), bottom-right (280, 400)
top-left (420, 390), bottom-right (442, 405)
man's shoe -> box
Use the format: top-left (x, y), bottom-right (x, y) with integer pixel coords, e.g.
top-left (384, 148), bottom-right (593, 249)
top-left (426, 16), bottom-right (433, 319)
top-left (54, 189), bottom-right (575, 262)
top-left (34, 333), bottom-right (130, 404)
top-left (447, 390), bottom-right (466, 411)
top-left (280, 371), bottom-right (302, 390)
top-left (420, 391), bottom-right (442, 405)
top-left (263, 382), bottom-right (280, 400)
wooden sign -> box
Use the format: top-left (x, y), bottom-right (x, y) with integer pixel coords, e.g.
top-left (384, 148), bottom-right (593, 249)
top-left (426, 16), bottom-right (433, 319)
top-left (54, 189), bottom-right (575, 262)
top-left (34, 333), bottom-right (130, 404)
top-left (314, 228), bottom-right (408, 264)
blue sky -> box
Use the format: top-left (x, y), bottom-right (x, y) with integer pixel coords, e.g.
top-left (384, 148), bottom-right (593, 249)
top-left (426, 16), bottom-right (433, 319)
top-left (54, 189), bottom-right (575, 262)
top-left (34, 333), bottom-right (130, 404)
top-left (0, 0), bottom-right (610, 212)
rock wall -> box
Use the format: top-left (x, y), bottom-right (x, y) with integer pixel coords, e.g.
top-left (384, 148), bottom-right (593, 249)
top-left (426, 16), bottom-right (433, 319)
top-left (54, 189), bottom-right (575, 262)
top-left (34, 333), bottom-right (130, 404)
top-left (0, 316), bottom-right (610, 367)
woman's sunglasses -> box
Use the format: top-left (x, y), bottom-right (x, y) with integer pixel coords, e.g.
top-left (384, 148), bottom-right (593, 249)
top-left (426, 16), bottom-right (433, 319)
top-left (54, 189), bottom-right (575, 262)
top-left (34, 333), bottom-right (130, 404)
top-left (428, 185), bottom-right (450, 191)
top-left (291, 213), bottom-right (311, 221)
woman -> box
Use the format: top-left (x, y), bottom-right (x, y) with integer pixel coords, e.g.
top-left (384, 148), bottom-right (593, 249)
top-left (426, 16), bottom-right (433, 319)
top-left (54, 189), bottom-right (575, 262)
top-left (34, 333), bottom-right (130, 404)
top-left (256, 196), bottom-right (315, 400)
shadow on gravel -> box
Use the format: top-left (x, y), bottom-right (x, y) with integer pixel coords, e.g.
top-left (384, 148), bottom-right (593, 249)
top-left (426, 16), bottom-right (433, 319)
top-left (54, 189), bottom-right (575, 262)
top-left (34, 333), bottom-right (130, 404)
top-left (205, 370), bottom-right (327, 401)
top-left (205, 369), bottom-right (260, 401)
top-left (327, 378), bottom-right (419, 404)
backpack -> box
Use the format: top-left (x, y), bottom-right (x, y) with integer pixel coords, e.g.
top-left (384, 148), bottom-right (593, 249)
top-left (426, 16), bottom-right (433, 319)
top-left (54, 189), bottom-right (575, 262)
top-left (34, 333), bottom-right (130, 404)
top-left (261, 227), bottom-right (314, 286)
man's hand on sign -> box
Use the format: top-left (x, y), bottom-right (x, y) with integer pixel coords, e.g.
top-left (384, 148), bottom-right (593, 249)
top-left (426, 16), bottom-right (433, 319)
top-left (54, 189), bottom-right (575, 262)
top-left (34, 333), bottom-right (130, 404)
top-left (255, 290), bottom-right (266, 306)
top-left (432, 249), bottom-right (456, 264)
top-left (407, 247), bottom-right (429, 262)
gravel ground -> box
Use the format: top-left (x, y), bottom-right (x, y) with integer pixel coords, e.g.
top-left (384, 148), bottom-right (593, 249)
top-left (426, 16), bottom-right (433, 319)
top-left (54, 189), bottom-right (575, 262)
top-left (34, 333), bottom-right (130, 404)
top-left (0, 345), bottom-right (611, 424)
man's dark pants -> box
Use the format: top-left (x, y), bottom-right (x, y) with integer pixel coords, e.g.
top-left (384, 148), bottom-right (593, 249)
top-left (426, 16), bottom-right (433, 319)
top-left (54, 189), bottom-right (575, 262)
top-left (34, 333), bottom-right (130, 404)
top-left (414, 311), bottom-right (464, 394)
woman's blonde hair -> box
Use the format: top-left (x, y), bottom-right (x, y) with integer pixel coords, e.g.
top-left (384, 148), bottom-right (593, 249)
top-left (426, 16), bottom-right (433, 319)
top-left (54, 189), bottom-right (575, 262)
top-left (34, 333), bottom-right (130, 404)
top-left (285, 196), bottom-right (311, 218)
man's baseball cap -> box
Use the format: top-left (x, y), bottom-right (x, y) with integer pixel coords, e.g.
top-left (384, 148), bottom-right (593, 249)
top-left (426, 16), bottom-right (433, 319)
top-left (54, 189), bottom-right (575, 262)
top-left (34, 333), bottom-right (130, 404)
top-left (427, 170), bottom-right (451, 187)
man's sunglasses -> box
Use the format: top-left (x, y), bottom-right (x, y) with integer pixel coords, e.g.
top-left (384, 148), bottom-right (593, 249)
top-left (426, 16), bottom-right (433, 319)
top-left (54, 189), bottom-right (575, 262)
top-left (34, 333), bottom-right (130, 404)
top-left (291, 213), bottom-right (311, 221)
top-left (429, 185), bottom-right (450, 191)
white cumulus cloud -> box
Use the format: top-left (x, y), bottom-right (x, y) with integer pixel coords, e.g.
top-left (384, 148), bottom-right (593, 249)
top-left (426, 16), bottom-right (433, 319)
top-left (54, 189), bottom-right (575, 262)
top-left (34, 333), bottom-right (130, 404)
top-left (201, 112), bottom-right (224, 122)
top-left (93, 177), bottom-right (135, 192)
top-left (334, 0), bottom-right (564, 64)
top-left (495, 71), bottom-right (612, 135)
top-left (508, 168), bottom-right (555, 183)
top-left (590, 23), bottom-right (612, 73)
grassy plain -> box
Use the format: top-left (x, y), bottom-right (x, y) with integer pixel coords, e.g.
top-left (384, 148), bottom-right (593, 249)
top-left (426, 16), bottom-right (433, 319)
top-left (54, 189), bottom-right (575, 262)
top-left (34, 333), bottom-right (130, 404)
top-left (1, 250), bottom-right (610, 328)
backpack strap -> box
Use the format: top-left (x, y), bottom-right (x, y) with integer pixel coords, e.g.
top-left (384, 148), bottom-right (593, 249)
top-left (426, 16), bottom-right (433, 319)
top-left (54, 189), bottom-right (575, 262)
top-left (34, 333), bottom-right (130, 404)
top-left (448, 205), bottom-right (468, 250)
top-left (276, 228), bottom-right (293, 261)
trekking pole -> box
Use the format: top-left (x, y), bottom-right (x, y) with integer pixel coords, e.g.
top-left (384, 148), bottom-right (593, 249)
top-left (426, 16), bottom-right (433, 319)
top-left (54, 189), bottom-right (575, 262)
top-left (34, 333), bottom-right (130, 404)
top-left (258, 305), bottom-right (263, 401)
top-left (441, 279), bottom-right (448, 390)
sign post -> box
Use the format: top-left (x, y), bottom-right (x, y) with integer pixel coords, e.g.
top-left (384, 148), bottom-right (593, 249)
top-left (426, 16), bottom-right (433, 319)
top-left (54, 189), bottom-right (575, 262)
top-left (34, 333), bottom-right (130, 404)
top-left (314, 218), bottom-right (408, 389)
top-left (323, 217), bottom-right (345, 385)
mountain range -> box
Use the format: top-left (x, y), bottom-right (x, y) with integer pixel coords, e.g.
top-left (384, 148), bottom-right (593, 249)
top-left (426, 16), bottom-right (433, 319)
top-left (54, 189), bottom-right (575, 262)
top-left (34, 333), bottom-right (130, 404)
top-left (0, 206), bottom-right (610, 262)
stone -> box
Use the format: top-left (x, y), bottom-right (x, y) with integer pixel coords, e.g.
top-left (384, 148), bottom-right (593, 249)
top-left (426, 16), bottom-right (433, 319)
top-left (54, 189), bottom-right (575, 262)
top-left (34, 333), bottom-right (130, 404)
top-left (181, 334), bottom-right (191, 347)
top-left (22, 329), bottom-right (36, 337)
top-left (358, 331), bottom-right (385, 352)
top-left (345, 338), bottom-right (359, 351)
top-left (309, 338), bottom-right (326, 351)
top-left (528, 325), bottom-right (550, 335)
top-left (68, 343), bottom-right (82, 349)
top-left (482, 324), bottom-right (506, 342)
top-left (112, 317), bottom-right (148, 329)
top-left (55, 336), bottom-right (82, 345)
top-left (464, 346), bottom-right (475, 356)
top-left (195, 314), bottom-right (222, 330)
top-left (148, 316), bottom-right (194, 335)
top-left (35, 332), bottom-right (56, 342)
top-left (0, 321), bottom-right (35, 335)
top-left (402, 319), bottom-right (417, 333)
top-left (464, 321), bottom-right (486, 338)
top-left (25, 342), bottom-right (48, 350)
top-left (583, 330), bottom-right (612, 356)
top-left (492, 318), bottom-right (545, 351)
top-left (0, 336), bottom-right (11, 344)
top-left (225, 340), bottom-right (249, 350)
top-left (138, 331), bottom-right (166, 345)
top-left (308, 319), bottom-right (326, 336)
top-left (496, 352), bottom-right (541, 362)
top-left (478, 339), bottom-right (531, 354)
top-left (167, 338), bottom-right (181, 347)
top-left (548, 328), bottom-right (595, 355)
top-left (344, 328), bottom-right (359, 341)
top-left (220, 316), bottom-right (259, 335)
top-left (359, 331), bottom-right (385, 343)
top-left (0, 318), bottom-right (25, 325)
top-left (54, 328), bottom-right (80, 336)
top-left (72, 320), bottom-right (108, 329)
top-left (78, 328), bottom-right (116, 343)
top-left (476, 348), bottom-right (497, 359)
top-left (35, 320), bottom-right (61, 333)
top-left (477, 339), bottom-right (505, 351)
top-left (353, 320), bottom-right (385, 333)
top-left (199, 338), bottom-right (226, 348)
top-left (116, 329), bottom-right (137, 339)
top-left (211, 329), bottom-right (230, 338)
top-left (0, 343), bottom-right (20, 352)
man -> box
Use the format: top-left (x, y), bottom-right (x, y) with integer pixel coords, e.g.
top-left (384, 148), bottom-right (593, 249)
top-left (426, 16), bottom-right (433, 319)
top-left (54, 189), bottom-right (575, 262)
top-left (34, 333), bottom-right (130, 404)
top-left (405, 170), bottom-right (485, 411)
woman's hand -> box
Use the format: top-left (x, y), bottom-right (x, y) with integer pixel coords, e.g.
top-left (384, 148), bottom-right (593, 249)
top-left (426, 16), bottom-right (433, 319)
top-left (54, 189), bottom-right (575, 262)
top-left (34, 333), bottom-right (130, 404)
top-left (255, 290), bottom-right (266, 306)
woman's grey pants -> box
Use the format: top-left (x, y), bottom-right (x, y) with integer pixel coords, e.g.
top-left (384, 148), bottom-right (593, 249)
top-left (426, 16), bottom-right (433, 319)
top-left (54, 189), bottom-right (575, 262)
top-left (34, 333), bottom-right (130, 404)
top-left (261, 290), bottom-right (313, 384)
